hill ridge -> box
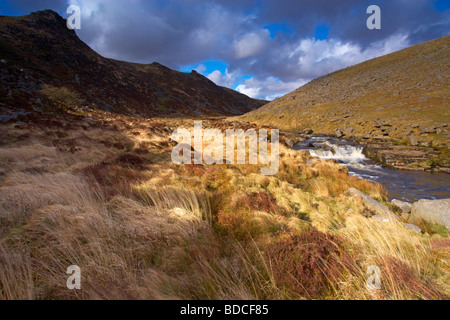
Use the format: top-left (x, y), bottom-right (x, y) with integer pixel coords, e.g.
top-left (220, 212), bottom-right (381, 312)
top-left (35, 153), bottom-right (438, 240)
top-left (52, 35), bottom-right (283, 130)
top-left (242, 35), bottom-right (449, 170)
top-left (0, 10), bottom-right (266, 117)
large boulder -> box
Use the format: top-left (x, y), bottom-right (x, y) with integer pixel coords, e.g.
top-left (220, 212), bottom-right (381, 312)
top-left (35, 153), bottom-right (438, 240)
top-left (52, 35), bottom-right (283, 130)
top-left (410, 199), bottom-right (450, 229)
top-left (346, 188), bottom-right (398, 220)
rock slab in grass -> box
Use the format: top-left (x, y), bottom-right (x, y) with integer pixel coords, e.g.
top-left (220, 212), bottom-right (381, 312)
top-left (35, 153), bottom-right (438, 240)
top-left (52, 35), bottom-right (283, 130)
top-left (404, 223), bottom-right (422, 233)
top-left (346, 188), bottom-right (398, 220)
top-left (391, 199), bottom-right (412, 214)
top-left (410, 199), bottom-right (450, 230)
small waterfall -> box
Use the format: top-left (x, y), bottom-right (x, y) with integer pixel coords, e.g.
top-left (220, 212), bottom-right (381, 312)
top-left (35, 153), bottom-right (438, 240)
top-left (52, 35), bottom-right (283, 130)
top-left (308, 141), bottom-right (366, 163)
top-left (296, 135), bottom-right (450, 202)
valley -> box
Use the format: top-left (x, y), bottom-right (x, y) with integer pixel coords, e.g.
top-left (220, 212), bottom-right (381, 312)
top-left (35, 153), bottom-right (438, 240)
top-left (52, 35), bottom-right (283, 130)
top-left (0, 9), bottom-right (448, 301)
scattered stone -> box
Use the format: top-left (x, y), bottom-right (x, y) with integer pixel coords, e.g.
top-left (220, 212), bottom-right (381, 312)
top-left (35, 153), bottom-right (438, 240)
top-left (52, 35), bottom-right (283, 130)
top-left (420, 141), bottom-right (431, 147)
top-left (303, 128), bottom-right (314, 135)
top-left (421, 127), bottom-right (437, 134)
top-left (410, 199), bottom-right (450, 229)
top-left (335, 129), bottom-right (344, 138)
top-left (285, 137), bottom-right (294, 148)
top-left (400, 130), bottom-right (412, 136)
top-left (343, 127), bottom-right (354, 136)
top-left (407, 135), bottom-right (418, 146)
top-left (346, 188), bottom-right (398, 219)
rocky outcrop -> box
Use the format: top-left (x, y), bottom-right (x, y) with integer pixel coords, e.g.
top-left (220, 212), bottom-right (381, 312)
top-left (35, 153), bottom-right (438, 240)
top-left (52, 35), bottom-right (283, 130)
top-left (410, 199), bottom-right (450, 229)
top-left (0, 10), bottom-right (266, 118)
top-left (346, 188), bottom-right (398, 219)
top-left (346, 189), bottom-right (425, 233)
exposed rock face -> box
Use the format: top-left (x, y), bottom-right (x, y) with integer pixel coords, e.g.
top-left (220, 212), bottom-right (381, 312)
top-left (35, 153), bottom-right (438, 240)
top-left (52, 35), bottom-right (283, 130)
top-left (0, 10), bottom-right (266, 117)
top-left (410, 199), bottom-right (450, 229)
top-left (362, 142), bottom-right (447, 172)
top-left (346, 188), bottom-right (398, 219)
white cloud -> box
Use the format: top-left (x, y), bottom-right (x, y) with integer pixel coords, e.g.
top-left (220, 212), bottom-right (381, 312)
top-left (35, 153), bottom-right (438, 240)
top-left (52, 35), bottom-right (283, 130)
top-left (237, 77), bottom-right (305, 101)
top-left (194, 64), bottom-right (207, 74)
top-left (61, 0), bottom-right (426, 101)
top-left (206, 69), bottom-right (240, 88)
top-left (233, 29), bottom-right (271, 59)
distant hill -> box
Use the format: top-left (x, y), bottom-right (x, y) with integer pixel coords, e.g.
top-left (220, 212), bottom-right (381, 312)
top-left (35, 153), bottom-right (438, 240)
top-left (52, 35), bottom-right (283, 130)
top-left (240, 35), bottom-right (449, 170)
top-left (0, 10), bottom-right (265, 117)
top-left (242, 35), bottom-right (449, 146)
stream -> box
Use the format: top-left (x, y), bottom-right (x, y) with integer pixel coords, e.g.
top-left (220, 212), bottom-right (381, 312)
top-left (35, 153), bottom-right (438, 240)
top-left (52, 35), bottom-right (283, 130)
top-left (294, 136), bottom-right (450, 203)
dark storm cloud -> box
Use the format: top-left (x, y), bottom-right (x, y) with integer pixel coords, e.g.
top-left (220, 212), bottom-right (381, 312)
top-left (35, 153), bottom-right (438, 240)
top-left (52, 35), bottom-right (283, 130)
top-left (8, 0), bottom-right (67, 13)
top-left (4, 0), bottom-right (449, 99)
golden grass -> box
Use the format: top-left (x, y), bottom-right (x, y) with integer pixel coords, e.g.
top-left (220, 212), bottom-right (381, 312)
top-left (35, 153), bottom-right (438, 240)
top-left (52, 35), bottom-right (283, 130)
top-left (0, 114), bottom-right (448, 300)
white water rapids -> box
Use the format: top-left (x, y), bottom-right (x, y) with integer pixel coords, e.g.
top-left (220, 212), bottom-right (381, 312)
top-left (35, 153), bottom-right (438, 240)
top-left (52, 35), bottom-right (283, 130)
top-left (308, 142), bottom-right (366, 162)
top-left (295, 136), bottom-right (450, 202)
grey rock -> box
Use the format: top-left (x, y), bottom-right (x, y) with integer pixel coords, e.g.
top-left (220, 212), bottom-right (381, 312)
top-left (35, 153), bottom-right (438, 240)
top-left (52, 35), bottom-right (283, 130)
top-left (423, 127), bottom-right (437, 134)
top-left (346, 188), bottom-right (398, 220)
top-left (285, 137), bottom-right (294, 148)
top-left (343, 127), bottom-right (354, 136)
top-left (407, 135), bottom-right (418, 146)
top-left (404, 223), bottom-right (422, 233)
top-left (392, 199), bottom-right (412, 214)
top-left (372, 215), bottom-right (396, 223)
top-left (335, 129), bottom-right (344, 138)
top-left (420, 141), bottom-right (431, 147)
top-left (410, 199), bottom-right (450, 229)
top-left (303, 128), bottom-right (314, 135)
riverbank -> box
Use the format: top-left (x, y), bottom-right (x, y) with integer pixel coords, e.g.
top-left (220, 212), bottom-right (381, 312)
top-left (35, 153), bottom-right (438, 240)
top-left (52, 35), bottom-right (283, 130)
top-left (291, 134), bottom-right (450, 202)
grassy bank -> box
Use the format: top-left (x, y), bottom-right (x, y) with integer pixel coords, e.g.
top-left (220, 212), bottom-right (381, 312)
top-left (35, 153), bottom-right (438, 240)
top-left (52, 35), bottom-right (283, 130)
top-left (0, 111), bottom-right (448, 300)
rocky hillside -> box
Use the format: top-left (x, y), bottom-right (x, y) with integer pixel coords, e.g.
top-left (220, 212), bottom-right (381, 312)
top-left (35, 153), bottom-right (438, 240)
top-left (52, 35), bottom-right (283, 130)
top-left (0, 10), bottom-right (265, 117)
top-left (242, 36), bottom-right (450, 171)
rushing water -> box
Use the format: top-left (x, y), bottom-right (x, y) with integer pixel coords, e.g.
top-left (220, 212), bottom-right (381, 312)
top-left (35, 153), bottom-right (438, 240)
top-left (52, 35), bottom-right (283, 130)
top-left (295, 136), bottom-right (450, 203)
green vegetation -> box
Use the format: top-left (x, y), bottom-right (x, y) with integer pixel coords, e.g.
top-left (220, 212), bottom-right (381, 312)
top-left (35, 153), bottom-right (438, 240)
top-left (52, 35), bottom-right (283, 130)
top-left (40, 85), bottom-right (84, 112)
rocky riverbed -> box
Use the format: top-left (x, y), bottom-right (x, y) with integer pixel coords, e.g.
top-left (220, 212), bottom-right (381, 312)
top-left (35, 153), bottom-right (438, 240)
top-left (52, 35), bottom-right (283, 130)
top-left (292, 135), bottom-right (450, 203)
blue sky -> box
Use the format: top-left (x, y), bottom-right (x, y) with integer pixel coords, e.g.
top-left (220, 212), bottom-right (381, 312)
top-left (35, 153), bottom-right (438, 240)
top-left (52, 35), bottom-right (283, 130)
top-left (1, 0), bottom-right (449, 100)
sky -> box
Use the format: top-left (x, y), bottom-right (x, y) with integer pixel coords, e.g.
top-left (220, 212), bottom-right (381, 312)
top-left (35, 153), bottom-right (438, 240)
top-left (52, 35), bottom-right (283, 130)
top-left (1, 0), bottom-right (449, 100)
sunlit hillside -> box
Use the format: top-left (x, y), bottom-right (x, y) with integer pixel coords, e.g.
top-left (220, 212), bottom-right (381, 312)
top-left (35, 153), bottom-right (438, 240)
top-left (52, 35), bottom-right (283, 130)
top-left (242, 36), bottom-right (450, 170)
